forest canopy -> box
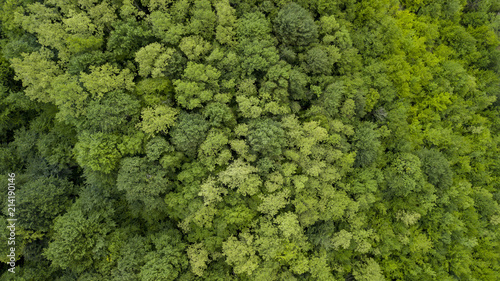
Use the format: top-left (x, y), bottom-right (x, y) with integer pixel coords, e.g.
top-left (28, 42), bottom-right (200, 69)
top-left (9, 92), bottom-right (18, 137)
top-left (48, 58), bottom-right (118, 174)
top-left (1, 0), bottom-right (500, 280)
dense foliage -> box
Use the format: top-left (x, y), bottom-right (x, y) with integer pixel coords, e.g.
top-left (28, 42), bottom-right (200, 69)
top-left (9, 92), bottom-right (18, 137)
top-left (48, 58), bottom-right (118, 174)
top-left (1, 0), bottom-right (500, 280)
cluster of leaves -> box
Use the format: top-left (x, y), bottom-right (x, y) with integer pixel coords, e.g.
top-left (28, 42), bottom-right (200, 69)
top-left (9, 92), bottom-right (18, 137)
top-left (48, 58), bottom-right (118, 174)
top-left (1, 0), bottom-right (500, 280)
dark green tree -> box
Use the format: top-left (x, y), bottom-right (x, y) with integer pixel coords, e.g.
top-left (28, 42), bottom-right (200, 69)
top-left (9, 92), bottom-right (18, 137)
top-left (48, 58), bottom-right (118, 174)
top-left (274, 3), bottom-right (318, 46)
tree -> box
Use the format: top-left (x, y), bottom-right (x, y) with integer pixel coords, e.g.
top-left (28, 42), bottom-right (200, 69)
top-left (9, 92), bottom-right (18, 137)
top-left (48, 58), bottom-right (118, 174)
top-left (116, 157), bottom-right (170, 215)
top-left (352, 258), bottom-right (385, 281)
top-left (73, 131), bottom-right (121, 173)
top-left (198, 129), bottom-right (232, 171)
top-left (417, 148), bottom-right (453, 189)
top-left (110, 235), bottom-right (151, 280)
top-left (187, 0), bottom-right (217, 39)
top-left (139, 229), bottom-right (189, 281)
top-left (222, 234), bottom-right (260, 276)
top-left (136, 104), bottom-right (179, 137)
top-left (247, 119), bottom-right (286, 159)
top-left (288, 68), bottom-right (309, 101)
top-left (303, 46), bottom-right (332, 75)
top-left (320, 81), bottom-right (344, 117)
top-left (106, 18), bottom-right (153, 60)
top-left (134, 77), bottom-right (175, 107)
top-left (186, 242), bottom-right (210, 276)
top-left (81, 90), bottom-right (141, 133)
top-left (202, 102), bottom-right (236, 127)
top-left (274, 3), bottom-right (318, 46)
top-left (80, 63), bottom-right (135, 99)
top-left (148, 10), bottom-right (185, 45)
top-left (385, 153), bottom-right (425, 197)
top-left (43, 187), bottom-right (117, 273)
top-left (179, 35), bottom-right (212, 61)
top-left (145, 136), bottom-right (170, 162)
top-left (353, 122), bottom-right (381, 168)
top-left (218, 159), bottom-right (262, 196)
top-left (17, 176), bottom-right (75, 232)
top-left (237, 12), bottom-right (280, 76)
top-left (10, 48), bottom-right (62, 103)
top-left (170, 112), bottom-right (210, 158)
top-left (49, 73), bottom-right (88, 123)
top-left (135, 43), bottom-right (176, 78)
top-left (215, 0), bottom-right (238, 46)
top-left (174, 62), bottom-right (221, 110)
top-left (258, 190), bottom-right (290, 217)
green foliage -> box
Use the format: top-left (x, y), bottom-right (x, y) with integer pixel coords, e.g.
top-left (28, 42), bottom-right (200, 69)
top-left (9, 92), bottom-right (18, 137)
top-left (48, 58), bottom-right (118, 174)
top-left (43, 187), bottom-right (117, 273)
top-left (135, 43), bottom-right (177, 78)
top-left (247, 119), bottom-right (286, 158)
top-left (174, 62), bottom-right (221, 109)
top-left (170, 112), bottom-right (210, 158)
top-left (80, 64), bottom-right (135, 99)
top-left (303, 46), bottom-right (333, 75)
top-left (109, 235), bottom-right (150, 280)
top-left (222, 234), bottom-right (260, 275)
top-left (135, 77), bottom-right (174, 106)
top-left (237, 12), bottom-right (280, 76)
top-left (117, 157), bottom-right (170, 213)
top-left (353, 122), bottom-right (381, 168)
top-left (136, 104), bottom-right (179, 137)
top-left (385, 153), bottom-right (425, 197)
top-left (82, 91), bottom-right (141, 133)
top-left (215, 0), bottom-right (238, 46)
top-left (219, 159), bottom-right (262, 196)
top-left (2, 0), bottom-right (500, 280)
top-left (187, 242), bottom-right (210, 276)
top-left (417, 148), bottom-right (453, 189)
top-left (73, 132), bottom-right (121, 173)
top-left (107, 18), bottom-right (153, 60)
top-left (198, 129), bottom-right (232, 171)
top-left (274, 3), bottom-right (318, 46)
top-left (202, 102), bottom-right (236, 127)
top-left (139, 229), bottom-right (189, 281)
top-left (10, 48), bottom-right (61, 103)
top-left (17, 177), bottom-right (75, 232)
